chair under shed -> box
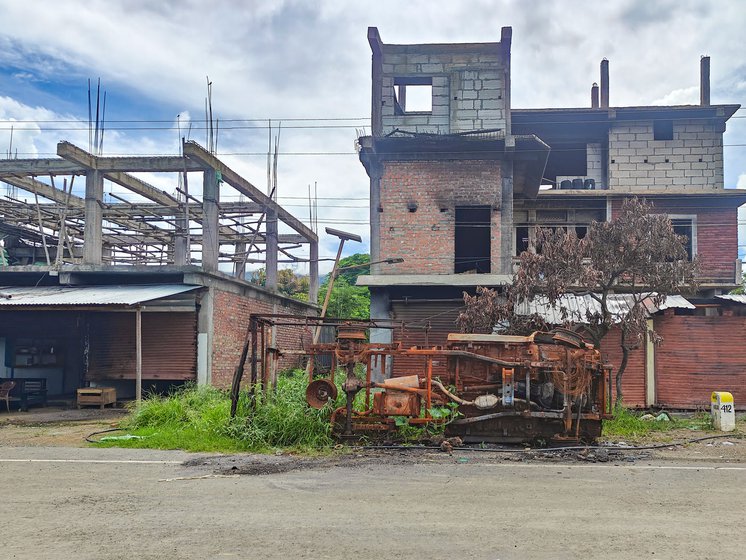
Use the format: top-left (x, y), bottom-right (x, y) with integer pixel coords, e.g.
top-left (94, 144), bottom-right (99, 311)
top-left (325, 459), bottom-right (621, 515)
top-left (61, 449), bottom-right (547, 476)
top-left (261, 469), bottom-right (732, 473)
top-left (0, 381), bottom-right (16, 412)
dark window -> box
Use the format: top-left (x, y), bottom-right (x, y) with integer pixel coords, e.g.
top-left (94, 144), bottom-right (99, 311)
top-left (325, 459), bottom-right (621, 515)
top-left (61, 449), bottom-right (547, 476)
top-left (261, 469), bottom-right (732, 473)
top-left (654, 120), bottom-right (674, 141)
top-left (671, 218), bottom-right (694, 260)
top-left (515, 226), bottom-right (530, 255)
top-left (542, 142), bottom-right (587, 185)
top-left (455, 206), bottom-right (491, 273)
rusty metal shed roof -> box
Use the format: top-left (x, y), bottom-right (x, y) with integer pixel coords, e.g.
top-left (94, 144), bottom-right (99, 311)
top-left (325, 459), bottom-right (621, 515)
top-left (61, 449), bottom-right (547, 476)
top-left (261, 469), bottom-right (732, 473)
top-left (0, 284), bottom-right (201, 307)
top-left (516, 293), bottom-right (694, 324)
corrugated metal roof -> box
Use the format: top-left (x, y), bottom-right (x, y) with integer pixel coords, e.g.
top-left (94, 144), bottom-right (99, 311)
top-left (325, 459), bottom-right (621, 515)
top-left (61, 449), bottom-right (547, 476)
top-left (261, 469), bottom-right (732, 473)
top-left (0, 284), bottom-right (200, 307)
top-left (716, 294), bottom-right (746, 305)
top-left (516, 293), bottom-right (694, 324)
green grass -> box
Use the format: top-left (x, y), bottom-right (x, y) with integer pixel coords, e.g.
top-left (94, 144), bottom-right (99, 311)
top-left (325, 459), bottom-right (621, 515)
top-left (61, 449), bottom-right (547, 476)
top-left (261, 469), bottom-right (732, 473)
top-left (602, 406), bottom-right (714, 439)
top-left (96, 372), bottom-right (340, 453)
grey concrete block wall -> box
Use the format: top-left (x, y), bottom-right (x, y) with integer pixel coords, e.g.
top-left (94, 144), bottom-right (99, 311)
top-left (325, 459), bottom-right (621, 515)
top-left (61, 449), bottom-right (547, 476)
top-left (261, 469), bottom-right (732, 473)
top-left (607, 120), bottom-right (724, 190)
top-left (378, 47), bottom-right (508, 135)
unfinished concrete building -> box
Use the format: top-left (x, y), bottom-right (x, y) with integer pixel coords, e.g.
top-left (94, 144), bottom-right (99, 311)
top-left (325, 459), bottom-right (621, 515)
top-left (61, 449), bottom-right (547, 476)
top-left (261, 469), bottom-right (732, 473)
top-left (0, 140), bottom-right (319, 401)
top-left (357, 27), bottom-right (746, 409)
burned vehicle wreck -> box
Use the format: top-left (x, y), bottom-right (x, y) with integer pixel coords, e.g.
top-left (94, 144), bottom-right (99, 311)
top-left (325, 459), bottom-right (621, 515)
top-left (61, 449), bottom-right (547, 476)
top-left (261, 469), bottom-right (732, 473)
top-left (234, 315), bottom-right (612, 444)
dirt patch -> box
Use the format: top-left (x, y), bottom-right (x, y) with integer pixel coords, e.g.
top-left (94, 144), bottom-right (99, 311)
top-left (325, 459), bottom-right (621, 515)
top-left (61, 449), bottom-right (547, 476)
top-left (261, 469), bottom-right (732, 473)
top-left (0, 407), bottom-right (127, 447)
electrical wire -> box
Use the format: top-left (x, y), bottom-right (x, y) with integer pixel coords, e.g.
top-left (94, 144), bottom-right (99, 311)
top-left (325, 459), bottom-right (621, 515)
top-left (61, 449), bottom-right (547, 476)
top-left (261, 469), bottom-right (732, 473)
top-left (359, 433), bottom-right (745, 453)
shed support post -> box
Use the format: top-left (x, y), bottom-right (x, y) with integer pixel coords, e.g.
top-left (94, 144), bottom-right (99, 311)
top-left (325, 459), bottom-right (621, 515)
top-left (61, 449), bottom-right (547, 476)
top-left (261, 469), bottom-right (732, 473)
top-left (136, 307), bottom-right (143, 403)
top-left (202, 168), bottom-right (220, 271)
top-left (645, 318), bottom-right (656, 407)
top-left (83, 169), bottom-right (104, 264)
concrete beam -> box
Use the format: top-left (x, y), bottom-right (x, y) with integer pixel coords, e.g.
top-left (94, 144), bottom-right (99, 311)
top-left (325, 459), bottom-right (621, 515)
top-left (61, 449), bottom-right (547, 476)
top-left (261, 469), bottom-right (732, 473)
top-left (2, 175), bottom-right (84, 207)
top-left (57, 143), bottom-right (180, 206)
top-left (57, 141), bottom-right (202, 172)
top-left (182, 141), bottom-right (317, 242)
top-left (105, 172), bottom-right (179, 207)
top-left (0, 159), bottom-right (82, 177)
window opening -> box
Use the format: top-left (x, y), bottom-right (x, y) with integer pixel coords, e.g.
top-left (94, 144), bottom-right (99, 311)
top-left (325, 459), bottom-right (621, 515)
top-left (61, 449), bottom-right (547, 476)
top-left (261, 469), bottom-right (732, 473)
top-left (515, 226), bottom-right (530, 255)
top-left (653, 120), bottom-right (674, 141)
top-left (394, 77), bottom-right (433, 114)
top-left (455, 206), bottom-right (491, 273)
top-left (671, 218), bottom-right (694, 260)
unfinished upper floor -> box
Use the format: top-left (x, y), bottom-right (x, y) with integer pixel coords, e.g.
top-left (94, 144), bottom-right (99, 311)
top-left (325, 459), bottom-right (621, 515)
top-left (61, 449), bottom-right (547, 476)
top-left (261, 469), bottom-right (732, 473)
top-left (368, 27), bottom-right (512, 137)
top-left (512, 57), bottom-right (739, 194)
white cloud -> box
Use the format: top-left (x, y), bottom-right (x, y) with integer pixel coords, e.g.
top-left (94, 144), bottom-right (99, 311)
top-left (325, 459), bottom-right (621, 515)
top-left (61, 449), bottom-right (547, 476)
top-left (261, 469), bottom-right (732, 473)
top-left (651, 86), bottom-right (699, 106)
top-left (1, 0), bottom-right (745, 266)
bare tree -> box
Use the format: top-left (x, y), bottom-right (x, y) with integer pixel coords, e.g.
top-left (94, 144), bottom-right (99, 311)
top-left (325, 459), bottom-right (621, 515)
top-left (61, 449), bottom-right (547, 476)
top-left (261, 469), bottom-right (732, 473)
top-left (459, 197), bottom-right (698, 404)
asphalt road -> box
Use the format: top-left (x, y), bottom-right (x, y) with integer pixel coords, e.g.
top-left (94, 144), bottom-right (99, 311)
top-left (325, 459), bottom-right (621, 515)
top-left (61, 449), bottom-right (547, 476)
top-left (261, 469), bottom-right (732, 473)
top-left (1, 446), bottom-right (744, 560)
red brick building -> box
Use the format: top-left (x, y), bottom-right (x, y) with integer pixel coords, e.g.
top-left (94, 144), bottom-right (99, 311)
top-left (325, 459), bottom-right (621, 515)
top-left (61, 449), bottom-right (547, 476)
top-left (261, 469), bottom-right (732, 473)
top-left (358, 27), bottom-right (746, 408)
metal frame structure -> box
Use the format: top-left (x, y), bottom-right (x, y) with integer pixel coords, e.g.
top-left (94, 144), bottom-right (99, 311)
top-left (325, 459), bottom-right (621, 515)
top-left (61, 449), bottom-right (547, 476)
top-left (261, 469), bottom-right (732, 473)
top-left (0, 140), bottom-right (319, 299)
top-left (231, 313), bottom-right (613, 444)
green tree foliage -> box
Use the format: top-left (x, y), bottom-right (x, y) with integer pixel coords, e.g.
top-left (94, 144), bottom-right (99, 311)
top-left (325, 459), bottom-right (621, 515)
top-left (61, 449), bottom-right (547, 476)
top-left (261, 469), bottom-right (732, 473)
top-left (336, 253), bottom-right (370, 285)
top-left (250, 268), bottom-right (310, 301)
top-left (320, 253), bottom-right (371, 319)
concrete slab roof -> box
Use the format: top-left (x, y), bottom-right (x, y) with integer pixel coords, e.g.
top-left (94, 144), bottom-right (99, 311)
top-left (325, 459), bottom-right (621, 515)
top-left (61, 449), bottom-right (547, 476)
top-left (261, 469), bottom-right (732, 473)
top-left (357, 274), bottom-right (512, 288)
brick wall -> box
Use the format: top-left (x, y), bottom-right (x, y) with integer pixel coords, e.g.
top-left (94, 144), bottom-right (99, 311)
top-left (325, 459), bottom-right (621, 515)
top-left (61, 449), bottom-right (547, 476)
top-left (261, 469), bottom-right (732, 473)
top-left (211, 289), bottom-right (313, 389)
top-left (608, 119), bottom-right (724, 190)
top-left (610, 197), bottom-right (738, 283)
top-left (378, 160), bottom-right (502, 274)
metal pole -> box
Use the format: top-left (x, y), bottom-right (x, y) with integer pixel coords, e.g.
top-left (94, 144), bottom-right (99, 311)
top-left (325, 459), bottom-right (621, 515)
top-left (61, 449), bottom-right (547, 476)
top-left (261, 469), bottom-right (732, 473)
top-left (135, 307), bottom-right (142, 403)
top-left (313, 238), bottom-right (346, 345)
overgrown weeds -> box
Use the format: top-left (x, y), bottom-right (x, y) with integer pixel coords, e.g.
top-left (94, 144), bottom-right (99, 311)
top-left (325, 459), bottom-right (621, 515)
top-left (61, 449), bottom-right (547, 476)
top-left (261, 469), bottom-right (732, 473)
top-left (602, 405), bottom-right (714, 439)
top-left (97, 372), bottom-right (338, 453)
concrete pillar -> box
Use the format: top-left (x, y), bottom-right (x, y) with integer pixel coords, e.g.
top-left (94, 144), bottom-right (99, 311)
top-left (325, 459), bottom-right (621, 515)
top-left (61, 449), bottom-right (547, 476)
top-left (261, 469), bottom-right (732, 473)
top-left (233, 241), bottom-right (246, 278)
top-left (600, 59), bottom-right (609, 108)
top-left (173, 213), bottom-right (189, 265)
top-left (591, 83), bottom-right (600, 108)
top-left (196, 289), bottom-right (213, 386)
top-left (369, 162), bottom-right (382, 273)
top-left (265, 208), bottom-right (278, 290)
top-left (202, 168), bottom-right (219, 271)
top-left (309, 240), bottom-right (319, 304)
top-left (500, 159), bottom-right (514, 275)
top-left (700, 56), bottom-right (710, 106)
top-left (83, 169), bottom-right (103, 264)
top-left (369, 289), bottom-right (392, 383)
top-left (368, 27), bottom-right (383, 137)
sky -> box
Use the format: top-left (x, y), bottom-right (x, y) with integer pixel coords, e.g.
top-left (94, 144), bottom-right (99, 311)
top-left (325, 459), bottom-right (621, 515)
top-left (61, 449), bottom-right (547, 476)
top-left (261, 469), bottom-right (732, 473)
top-left (1, 0), bottom-right (745, 273)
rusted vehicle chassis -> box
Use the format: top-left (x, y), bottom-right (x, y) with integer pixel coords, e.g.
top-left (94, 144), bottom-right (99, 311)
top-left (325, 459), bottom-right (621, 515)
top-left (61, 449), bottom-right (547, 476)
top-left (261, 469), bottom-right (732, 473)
top-left (231, 316), bottom-right (612, 444)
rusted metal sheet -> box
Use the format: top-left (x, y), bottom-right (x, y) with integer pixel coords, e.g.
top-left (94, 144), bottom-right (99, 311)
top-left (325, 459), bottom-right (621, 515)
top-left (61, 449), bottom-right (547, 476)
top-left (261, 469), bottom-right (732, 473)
top-left (86, 312), bottom-right (196, 381)
top-left (0, 284), bottom-right (200, 307)
top-left (654, 315), bottom-right (746, 409)
top-left (600, 325), bottom-right (646, 408)
top-left (391, 301), bottom-right (462, 379)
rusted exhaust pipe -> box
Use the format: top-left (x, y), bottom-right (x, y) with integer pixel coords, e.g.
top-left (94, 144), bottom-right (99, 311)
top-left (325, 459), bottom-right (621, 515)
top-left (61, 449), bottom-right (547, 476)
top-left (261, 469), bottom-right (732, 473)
top-left (600, 59), bottom-right (609, 108)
